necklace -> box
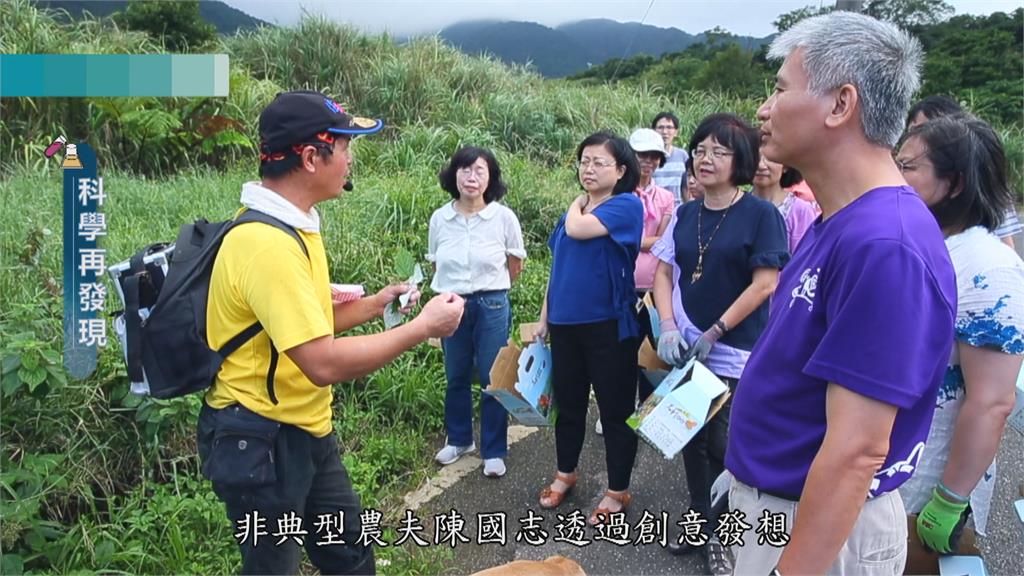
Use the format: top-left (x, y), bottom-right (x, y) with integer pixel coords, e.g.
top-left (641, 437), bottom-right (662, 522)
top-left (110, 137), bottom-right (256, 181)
top-left (692, 188), bottom-right (741, 283)
top-left (582, 193), bottom-right (612, 213)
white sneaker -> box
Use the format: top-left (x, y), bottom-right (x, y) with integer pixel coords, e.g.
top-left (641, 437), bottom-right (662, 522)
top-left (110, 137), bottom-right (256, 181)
top-left (435, 443), bottom-right (475, 465)
top-left (595, 419), bottom-right (603, 436)
top-left (483, 458), bottom-right (506, 477)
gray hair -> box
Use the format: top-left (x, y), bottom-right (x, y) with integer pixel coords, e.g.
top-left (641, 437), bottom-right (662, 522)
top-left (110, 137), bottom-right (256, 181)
top-left (768, 11), bottom-right (923, 148)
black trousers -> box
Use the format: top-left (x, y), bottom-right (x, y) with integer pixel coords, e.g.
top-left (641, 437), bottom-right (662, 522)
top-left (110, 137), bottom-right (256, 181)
top-left (681, 376), bottom-right (736, 533)
top-left (549, 320), bottom-right (639, 491)
top-left (198, 403), bottom-right (375, 575)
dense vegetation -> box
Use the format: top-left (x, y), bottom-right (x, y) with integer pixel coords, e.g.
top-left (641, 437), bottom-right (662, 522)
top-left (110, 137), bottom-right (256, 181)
top-left (437, 19), bottom-right (767, 78)
top-left (31, 0), bottom-right (270, 36)
top-left (570, 5), bottom-right (1024, 129)
top-left (0, 1), bottom-right (756, 573)
top-left (0, 1), bottom-right (1020, 573)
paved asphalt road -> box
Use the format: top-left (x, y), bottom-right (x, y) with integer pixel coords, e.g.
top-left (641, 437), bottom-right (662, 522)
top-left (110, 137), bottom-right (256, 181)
top-left (415, 399), bottom-right (1024, 576)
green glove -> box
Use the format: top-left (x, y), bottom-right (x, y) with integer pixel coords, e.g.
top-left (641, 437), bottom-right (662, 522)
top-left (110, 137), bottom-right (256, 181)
top-left (916, 487), bottom-right (970, 554)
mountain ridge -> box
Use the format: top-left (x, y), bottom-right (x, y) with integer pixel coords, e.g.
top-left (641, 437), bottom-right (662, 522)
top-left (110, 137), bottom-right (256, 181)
top-left (30, 0), bottom-right (270, 35)
top-left (438, 18), bottom-right (770, 77)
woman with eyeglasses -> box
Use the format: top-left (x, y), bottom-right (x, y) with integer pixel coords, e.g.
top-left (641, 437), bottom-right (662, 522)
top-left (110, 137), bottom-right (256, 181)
top-left (906, 96), bottom-right (1022, 249)
top-left (751, 155), bottom-right (818, 254)
top-left (533, 131), bottom-right (643, 526)
top-left (652, 113), bottom-right (788, 575)
top-left (652, 112), bottom-right (690, 205)
top-left (685, 160), bottom-right (706, 202)
top-left (428, 146), bottom-right (526, 478)
top-left (894, 114), bottom-right (1023, 552)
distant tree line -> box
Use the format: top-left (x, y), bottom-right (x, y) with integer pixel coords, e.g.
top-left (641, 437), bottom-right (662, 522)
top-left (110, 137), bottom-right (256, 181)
top-left (570, 2), bottom-right (1023, 127)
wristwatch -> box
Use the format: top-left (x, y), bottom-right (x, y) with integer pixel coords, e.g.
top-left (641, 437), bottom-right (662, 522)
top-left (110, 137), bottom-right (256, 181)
top-left (714, 319), bottom-right (728, 333)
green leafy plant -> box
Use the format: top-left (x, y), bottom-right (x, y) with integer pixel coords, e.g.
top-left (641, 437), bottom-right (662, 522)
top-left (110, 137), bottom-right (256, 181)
top-left (1, 303), bottom-right (65, 400)
top-left (0, 453), bottom-right (70, 571)
top-left (0, 4), bottom-right (1020, 574)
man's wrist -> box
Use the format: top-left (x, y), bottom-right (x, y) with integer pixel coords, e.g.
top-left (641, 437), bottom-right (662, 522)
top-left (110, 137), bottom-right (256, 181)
top-left (373, 292), bottom-right (389, 316)
top-left (406, 315), bottom-right (430, 340)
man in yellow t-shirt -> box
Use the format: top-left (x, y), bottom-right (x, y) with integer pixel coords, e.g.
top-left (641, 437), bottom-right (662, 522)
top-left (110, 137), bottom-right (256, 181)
top-left (196, 90), bottom-right (465, 575)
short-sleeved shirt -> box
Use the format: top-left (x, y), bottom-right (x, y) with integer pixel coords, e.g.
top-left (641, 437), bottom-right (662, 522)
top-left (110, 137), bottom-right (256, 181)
top-left (654, 147), bottom-right (688, 205)
top-left (899, 226), bottom-right (1024, 535)
top-left (547, 193), bottom-right (643, 340)
top-left (726, 186), bottom-right (957, 499)
top-left (993, 208), bottom-right (1023, 240)
top-left (653, 210), bottom-right (756, 379)
top-left (426, 201), bottom-right (526, 294)
top-left (670, 193), bottom-right (788, 351)
top-left (206, 221), bottom-right (335, 437)
top-left (777, 192), bottom-right (819, 254)
top-left (634, 183), bottom-right (676, 290)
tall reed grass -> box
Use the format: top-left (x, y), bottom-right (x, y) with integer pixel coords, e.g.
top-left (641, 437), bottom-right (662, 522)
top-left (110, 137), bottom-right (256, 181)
top-left (1, 2), bottom-right (1021, 572)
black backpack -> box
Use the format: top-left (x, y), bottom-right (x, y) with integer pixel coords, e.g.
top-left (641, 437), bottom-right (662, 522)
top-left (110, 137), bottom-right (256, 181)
top-left (112, 210), bottom-right (308, 400)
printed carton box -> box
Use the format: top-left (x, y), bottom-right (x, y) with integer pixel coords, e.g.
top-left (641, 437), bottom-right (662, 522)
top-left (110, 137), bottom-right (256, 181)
top-left (485, 338), bottom-right (556, 427)
top-left (638, 338), bottom-right (671, 371)
top-left (904, 514), bottom-right (980, 575)
top-left (938, 556), bottom-right (987, 576)
top-left (627, 359), bottom-right (729, 459)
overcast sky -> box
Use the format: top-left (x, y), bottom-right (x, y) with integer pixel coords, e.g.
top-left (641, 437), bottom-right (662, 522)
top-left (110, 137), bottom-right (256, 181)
top-left (223, 0), bottom-right (1022, 38)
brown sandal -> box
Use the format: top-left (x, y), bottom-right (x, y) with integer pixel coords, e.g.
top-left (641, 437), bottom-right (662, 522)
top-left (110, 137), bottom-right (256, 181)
top-left (588, 490), bottom-right (632, 525)
top-left (539, 471), bottom-right (577, 509)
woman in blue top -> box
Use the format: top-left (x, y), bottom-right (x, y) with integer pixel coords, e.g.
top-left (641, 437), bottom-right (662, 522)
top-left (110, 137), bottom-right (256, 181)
top-left (652, 113), bottom-right (788, 573)
top-left (534, 131), bottom-right (644, 525)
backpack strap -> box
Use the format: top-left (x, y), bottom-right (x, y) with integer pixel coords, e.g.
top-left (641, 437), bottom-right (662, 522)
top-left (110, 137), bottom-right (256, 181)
top-left (266, 347), bottom-right (281, 405)
top-left (124, 244), bottom-right (165, 383)
top-left (231, 210), bottom-right (309, 258)
top-left (216, 210), bottom-right (310, 404)
top-left (216, 320), bottom-right (280, 404)
top-left (124, 273), bottom-right (143, 382)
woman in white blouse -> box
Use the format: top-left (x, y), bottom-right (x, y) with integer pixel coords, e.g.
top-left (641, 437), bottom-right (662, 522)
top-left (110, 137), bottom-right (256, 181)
top-left (427, 147), bottom-right (526, 478)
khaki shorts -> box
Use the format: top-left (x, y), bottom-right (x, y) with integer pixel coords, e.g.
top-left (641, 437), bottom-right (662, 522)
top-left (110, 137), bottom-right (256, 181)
top-left (729, 474), bottom-right (907, 575)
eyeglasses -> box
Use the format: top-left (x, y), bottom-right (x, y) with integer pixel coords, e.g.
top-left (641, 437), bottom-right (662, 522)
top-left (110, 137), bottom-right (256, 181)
top-left (457, 166), bottom-right (488, 178)
top-left (577, 157), bottom-right (617, 170)
top-left (895, 152), bottom-right (928, 174)
top-left (692, 147), bottom-right (734, 161)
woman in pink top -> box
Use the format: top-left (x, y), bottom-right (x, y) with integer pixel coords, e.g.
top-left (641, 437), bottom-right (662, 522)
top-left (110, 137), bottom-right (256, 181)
top-left (752, 154), bottom-right (818, 254)
top-left (787, 179), bottom-right (818, 207)
top-left (629, 128), bottom-right (675, 400)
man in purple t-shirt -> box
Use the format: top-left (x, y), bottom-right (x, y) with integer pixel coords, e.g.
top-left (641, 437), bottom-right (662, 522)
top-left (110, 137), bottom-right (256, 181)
top-left (724, 12), bottom-right (957, 575)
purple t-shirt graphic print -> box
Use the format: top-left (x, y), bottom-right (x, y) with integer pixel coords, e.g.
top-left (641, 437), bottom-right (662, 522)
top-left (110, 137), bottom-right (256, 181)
top-left (726, 186), bottom-right (956, 499)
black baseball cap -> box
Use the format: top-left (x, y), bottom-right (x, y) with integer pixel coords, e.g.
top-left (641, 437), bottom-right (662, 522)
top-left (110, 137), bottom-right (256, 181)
top-left (259, 90), bottom-right (384, 153)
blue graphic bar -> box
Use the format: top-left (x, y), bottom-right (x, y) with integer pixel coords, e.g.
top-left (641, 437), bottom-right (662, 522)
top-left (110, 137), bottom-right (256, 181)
top-left (1, 54), bottom-right (229, 97)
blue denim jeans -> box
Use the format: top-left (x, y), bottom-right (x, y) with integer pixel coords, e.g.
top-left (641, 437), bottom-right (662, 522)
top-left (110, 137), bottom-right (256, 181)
top-left (441, 290), bottom-right (511, 459)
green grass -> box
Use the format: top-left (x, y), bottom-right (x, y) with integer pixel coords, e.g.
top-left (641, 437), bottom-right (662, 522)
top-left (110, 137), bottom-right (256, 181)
top-left (0, 158), bottom-right (565, 574)
top-left (2, 2), bottom-right (1022, 573)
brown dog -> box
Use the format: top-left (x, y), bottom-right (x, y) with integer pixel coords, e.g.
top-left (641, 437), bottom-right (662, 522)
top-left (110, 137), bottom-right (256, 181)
top-left (471, 555), bottom-right (586, 576)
